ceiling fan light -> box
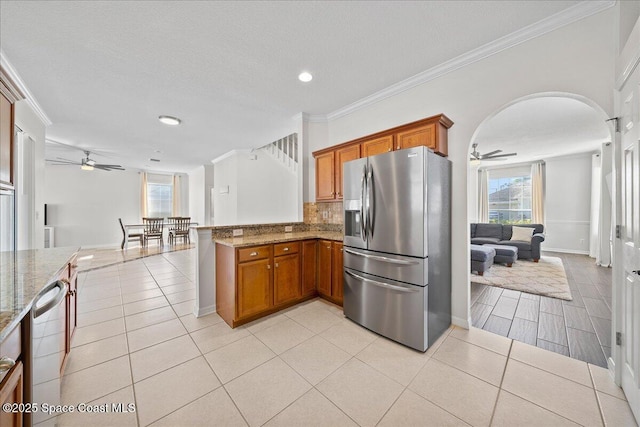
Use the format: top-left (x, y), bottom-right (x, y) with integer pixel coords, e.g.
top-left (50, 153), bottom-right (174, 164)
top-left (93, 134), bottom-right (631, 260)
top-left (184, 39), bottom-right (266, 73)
top-left (81, 164), bottom-right (94, 171)
top-left (86, 159), bottom-right (96, 166)
top-left (158, 115), bottom-right (181, 126)
top-left (470, 159), bottom-right (481, 166)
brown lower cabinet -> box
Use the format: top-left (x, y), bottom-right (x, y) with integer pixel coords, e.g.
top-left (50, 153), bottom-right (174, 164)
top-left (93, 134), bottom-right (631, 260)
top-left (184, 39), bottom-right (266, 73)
top-left (216, 238), bottom-right (342, 327)
top-left (317, 240), bottom-right (344, 305)
top-left (0, 323), bottom-right (23, 427)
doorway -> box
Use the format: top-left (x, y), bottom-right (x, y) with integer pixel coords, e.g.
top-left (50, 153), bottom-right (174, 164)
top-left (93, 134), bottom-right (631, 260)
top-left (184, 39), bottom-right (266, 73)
top-left (467, 93), bottom-right (614, 368)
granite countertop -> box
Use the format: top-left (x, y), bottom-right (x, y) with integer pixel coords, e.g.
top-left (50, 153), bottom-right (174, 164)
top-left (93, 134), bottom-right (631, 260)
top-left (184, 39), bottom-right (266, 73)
top-left (214, 231), bottom-right (343, 248)
top-left (0, 247), bottom-right (79, 341)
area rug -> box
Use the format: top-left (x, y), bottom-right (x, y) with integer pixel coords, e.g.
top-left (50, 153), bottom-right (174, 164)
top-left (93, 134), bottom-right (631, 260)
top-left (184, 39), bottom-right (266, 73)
top-left (471, 256), bottom-right (572, 300)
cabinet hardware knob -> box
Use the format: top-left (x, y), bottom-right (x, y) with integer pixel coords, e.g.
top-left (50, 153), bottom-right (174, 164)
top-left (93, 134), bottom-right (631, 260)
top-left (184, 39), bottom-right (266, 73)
top-left (275, 263), bottom-right (279, 268)
top-left (250, 252), bottom-right (258, 256)
top-left (396, 146), bottom-right (400, 149)
top-left (283, 247), bottom-right (289, 251)
top-left (0, 357), bottom-right (15, 373)
top-left (267, 265), bottom-right (271, 270)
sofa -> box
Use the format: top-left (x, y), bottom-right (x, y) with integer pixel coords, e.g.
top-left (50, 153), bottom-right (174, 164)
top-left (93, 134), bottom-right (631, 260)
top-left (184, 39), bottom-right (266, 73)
top-left (470, 223), bottom-right (545, 262)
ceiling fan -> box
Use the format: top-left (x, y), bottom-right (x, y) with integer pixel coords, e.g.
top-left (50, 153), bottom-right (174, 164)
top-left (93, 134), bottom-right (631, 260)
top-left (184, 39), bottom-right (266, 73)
top-left (469, 143), bottom-right (517, 162)
top-left (46, 150), bottom-right (125, 171)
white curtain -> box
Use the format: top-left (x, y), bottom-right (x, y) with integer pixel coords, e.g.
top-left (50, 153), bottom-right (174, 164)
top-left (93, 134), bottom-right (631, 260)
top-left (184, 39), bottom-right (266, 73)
top-left (140, 172), bottom-right (148, 218)
top-left (478, 169), bottom-right (489, 223)
top-left (595, 143), bottom-right (613, 266)
top-left (172, 174), bottom-right (181, 216)
top-left (531, 162), bottom-right (545, 224)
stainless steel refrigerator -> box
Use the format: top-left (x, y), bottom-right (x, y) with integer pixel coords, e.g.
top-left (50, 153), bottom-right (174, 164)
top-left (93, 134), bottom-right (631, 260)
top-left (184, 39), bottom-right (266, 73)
top-left (342, 146), bottom-right (451, 352)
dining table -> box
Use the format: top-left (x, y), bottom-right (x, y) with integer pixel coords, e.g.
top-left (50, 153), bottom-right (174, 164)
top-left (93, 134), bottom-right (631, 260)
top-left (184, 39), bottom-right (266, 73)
top-left (122, 221), bottom-right (198, 249)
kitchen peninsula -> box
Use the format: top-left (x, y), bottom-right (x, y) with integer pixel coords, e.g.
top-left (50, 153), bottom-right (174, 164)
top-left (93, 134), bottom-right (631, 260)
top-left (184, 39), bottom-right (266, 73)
top-left (193, 223), bottom-right (343, 324)
top-left (0, 247), bottom-right (79, 427)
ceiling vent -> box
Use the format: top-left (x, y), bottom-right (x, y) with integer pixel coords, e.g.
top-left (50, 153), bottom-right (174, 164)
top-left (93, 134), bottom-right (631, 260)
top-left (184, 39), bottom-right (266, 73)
top-left (149, 158), bottom-right (161, 162)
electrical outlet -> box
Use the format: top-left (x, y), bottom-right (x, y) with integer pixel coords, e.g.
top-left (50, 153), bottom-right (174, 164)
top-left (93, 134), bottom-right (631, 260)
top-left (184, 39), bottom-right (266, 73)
top-left (322, 211), bottom-right (328, 219)
top-left (580, 238), bottom-right (585, 246)
top-left (233, 229), bottom-right (243, 237)
top-left (284, 225), bottom-right (293, 233)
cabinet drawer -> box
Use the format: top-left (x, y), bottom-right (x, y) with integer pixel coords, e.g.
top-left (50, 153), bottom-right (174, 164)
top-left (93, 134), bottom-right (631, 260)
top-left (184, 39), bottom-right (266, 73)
top-left (238, 245), bottom-right (272, 263)
top-left (274, 242), bottom-right (300, 257)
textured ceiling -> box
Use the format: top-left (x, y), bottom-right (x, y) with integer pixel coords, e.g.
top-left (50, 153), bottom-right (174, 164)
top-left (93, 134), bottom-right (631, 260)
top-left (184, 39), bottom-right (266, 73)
top-left (0, 0), bottom-right (591, 172)
top-left (473, 96), bottom-right (611, 166)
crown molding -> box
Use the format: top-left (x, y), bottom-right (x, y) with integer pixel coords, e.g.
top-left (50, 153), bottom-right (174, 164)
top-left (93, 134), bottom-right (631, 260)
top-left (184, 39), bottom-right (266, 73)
top-left (327, 0), bottom-right (615, 121)
top-left (0, 50), bottom-right (52, 126)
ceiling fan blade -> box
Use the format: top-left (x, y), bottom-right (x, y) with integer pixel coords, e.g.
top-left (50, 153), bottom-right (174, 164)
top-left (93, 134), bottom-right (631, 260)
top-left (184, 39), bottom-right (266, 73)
top-left (46, 159), bottom-right (81, 165)
top-left (94, 164), bottom-right (123, 168)
top-left (480, 150), bottom-right (502, 157)
top-left (484, 152), bottom-right (518, 159)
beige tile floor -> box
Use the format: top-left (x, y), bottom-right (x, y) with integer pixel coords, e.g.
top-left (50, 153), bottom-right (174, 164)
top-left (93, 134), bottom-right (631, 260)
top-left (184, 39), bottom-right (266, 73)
top-left (53, 249), bottom-right (637, 427)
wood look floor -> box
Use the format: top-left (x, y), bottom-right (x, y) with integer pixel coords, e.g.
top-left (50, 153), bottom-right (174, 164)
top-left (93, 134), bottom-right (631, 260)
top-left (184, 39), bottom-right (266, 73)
top-left (471, 252), bottom-right (612, 368)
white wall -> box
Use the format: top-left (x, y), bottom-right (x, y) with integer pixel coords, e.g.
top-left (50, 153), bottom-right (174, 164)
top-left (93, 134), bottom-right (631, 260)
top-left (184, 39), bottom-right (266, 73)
top-left (545, 153), bottom-right (594, 254)
top-left (44, 166), bottom-right (141, 247)
top-left (305, 8), bottom-right (615, 327)
top-left (188, 166), bottom-right (205, 225)
top-left (212, 151), bottom-right (297, 226)
top-left (237, 152), bottom-right (297, 224)
top-left (14, 100), bottom-right (46, 249)
top-left (212, 155), bottom-right (237, 226)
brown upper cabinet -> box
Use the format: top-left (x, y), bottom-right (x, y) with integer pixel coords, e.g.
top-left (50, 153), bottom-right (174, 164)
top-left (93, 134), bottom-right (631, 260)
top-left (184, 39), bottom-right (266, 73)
top-left (0, 69), bottom-right (25, 189)
top-left (312, 114), bottom-right (452, 202)
top-left (315, 144), bottom-right (360, 201)
top-left (0, 93), bottom-right (14, 187)
top-left (361, 135), bottom-right (393, 157)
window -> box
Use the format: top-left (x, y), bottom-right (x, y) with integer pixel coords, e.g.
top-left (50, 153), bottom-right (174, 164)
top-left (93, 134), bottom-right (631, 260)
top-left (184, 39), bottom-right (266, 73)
top-left (146, 174), bottom-right (173, 218)
top-left (488, 167), bottom-right (532, 224)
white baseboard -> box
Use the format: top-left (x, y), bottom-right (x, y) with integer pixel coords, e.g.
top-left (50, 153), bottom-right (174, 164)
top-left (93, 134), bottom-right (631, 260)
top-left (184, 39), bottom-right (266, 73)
top-left (544, 247), bottom-right (590, 255)
top-left (451, 315), bottom-right (470, 329)
top-left (194, 304), bottom-right (217, 318)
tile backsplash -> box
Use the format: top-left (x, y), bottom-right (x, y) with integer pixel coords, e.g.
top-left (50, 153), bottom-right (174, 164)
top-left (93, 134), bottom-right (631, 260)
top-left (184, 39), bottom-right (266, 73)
top-left (304, 202), bottom-right (343, 225)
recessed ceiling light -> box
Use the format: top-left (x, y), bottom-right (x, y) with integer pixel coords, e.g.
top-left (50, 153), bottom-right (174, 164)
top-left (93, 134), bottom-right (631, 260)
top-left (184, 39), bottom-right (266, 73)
top-left (158, 115), bottom-right (181, 126)
top-left (298, 72), bottom-right (313, 83)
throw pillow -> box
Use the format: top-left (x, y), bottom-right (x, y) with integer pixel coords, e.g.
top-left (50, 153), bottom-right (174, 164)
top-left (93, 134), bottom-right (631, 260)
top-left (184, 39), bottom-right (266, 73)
top-left (511, 226), bottom-right (534, 242)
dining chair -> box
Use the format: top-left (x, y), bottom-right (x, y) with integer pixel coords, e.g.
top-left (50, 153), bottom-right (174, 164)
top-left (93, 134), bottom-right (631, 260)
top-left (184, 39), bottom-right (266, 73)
top-left (142, 217), bottom-right (164, 247)
top-left (119, 218), bottom-right (143, 249)
top-left (169, 217), bottom-right (191, 244)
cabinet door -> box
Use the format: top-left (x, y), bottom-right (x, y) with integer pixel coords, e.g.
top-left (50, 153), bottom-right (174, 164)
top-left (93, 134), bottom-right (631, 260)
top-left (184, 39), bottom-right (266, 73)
top-left (274, 253), bottom-right (301, 306)
top-left (317, 240), bottom-right (333, 297)
top-left (237, 259), bottom-right (272, 320)
top-left (0, 93), bottom-right (12, 186)
top-left (315, 151), bottom-right (335, 201)
top-left (397, 124), bottom-right (436, 150)
top-left (331, 242), bottom-right (344, 304)
top-left (0, 361), bottom-right (23, 427)
top-left (301, 240), bottom-right (317, 296)
top-left (361, 135), bottom-right (393, 157)
top-left (335, 145), bottom-right (360, 199)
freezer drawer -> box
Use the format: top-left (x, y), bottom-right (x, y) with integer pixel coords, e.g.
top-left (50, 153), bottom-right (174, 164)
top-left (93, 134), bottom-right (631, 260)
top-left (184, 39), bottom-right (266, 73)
top-left (343, 268), bottom-right (428, 352)
top-left (343, 246), bottom-right (427, 286)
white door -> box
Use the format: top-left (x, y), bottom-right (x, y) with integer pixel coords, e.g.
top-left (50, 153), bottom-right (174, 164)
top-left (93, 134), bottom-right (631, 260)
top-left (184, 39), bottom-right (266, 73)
top-left (619, 69), bottom-right (640, 421)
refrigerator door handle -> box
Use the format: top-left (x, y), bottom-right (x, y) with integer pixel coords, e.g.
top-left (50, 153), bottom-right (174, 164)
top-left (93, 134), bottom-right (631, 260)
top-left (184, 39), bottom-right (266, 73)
top-left (367, 164), bottom-right (374, 238)
top-left (344, 248), bottom-right (420, 265)
top-left (360, 164), bottom-right (367, 241)
top-left (345, 270), bottom-right (419, 293)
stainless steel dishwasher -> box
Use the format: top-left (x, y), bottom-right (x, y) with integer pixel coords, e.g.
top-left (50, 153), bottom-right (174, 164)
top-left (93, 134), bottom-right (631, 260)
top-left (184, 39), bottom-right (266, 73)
top-left (30, 280), bottom-right (67, 425)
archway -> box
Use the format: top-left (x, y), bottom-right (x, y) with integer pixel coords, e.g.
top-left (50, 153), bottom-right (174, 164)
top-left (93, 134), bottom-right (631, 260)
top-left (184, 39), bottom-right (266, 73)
top-left (466, 92), bottom-right (614, 367)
